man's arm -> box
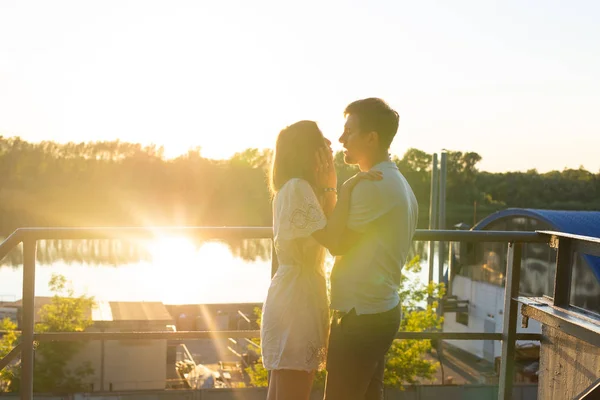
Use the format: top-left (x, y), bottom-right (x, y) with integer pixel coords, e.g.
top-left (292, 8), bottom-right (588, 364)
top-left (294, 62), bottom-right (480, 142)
top-left (313, 170), bottom-right (382, 255)
top-left (336, 178), bottom-right (397, 256)
top-left (313, 172), bottom-right (385, 254)
top-left (329, 228), bottom-right (362, 256)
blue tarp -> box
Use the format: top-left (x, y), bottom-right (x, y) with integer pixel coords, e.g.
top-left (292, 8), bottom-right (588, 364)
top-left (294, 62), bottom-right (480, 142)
top-left (473, 208), bottom-right (600, 282)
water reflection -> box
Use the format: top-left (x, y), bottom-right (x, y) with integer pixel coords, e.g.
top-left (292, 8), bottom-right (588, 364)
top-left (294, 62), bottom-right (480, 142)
top-left (0, 237), bottom-right (273, 268)
top-left (0, 237), bottom-right (431, 305)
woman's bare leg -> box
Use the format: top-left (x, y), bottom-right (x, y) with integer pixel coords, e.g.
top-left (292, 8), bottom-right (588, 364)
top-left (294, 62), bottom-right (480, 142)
top-left (268, 369), bottom-right (315, 400)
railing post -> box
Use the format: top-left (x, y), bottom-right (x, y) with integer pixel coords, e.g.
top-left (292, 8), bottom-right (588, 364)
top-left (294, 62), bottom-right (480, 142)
top-left (435, 152), bottom-right (447, 382)
top-left (437, 151), bottom-right (447, 317)
top-left (21, 239), bottom-right (37, 400)
top-left (428, 153), bottom-right (438, 285)
top-left (498, 242), bottom-right (522, 400)
top-left (553, 237), bottom-right (573, 308)
top-left (447, 242), bottom-right (453, 296)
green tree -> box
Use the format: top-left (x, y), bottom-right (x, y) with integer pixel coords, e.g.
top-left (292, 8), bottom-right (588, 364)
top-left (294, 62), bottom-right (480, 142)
top-left (384, 256), bottom-right (444, 388)
top-left (0, 317), bottom-right (19, 392)
top-left (243, 307), bottom-right (268, 388)
top-left (0, 274), bottom-right (96, 393)
top-left (2, 135), bottom-right (600, 261)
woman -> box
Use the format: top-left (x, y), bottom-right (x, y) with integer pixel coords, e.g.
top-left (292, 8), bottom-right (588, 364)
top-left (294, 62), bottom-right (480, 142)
top-left (260, 120), bottom-right (382, 400)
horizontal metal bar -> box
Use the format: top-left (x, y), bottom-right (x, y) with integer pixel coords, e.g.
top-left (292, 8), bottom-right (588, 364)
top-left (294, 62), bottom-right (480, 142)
top-left (414, 230), bottom-right (547, 243)
top-left (6, 227), bottom-right (548, 243)
top-left (15, 227), bottom-right (274, 241)
top-left (0, 343), bottom-right (22, 371)
top-left (33, 330), bottom-right (542, 342)
top-left (394, 332), bottom-right (541, 340)
top-left (35, 330), bottom-right (261, 341)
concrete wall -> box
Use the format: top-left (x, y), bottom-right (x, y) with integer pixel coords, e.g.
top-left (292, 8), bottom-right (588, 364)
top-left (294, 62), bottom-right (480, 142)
top-left (8, 385), bottom-right (538, 400)
top-left (538, 325), bottom-right (600, 399)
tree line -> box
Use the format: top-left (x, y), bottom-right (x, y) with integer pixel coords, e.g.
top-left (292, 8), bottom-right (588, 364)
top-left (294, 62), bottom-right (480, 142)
top-left (1, 136), bottom-right (599, 237)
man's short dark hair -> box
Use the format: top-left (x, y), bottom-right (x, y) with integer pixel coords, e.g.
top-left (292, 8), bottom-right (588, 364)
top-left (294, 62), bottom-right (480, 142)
top-left (344, 98), bottom-right (399, 150)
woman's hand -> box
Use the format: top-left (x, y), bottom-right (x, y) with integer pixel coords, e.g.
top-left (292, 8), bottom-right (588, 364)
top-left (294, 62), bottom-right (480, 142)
top-left (341, 170), bottom-right (383, 193)
top-left (315, 146), bottom-right (337, 190)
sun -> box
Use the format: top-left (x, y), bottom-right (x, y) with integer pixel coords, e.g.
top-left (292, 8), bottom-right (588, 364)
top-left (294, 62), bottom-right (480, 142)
top-left (147, 236), bottom-right (198, 266)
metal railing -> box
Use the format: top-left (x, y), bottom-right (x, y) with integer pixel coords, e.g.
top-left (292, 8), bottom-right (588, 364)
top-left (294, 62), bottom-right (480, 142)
top-left (0, 227), bottom-right (551, 400)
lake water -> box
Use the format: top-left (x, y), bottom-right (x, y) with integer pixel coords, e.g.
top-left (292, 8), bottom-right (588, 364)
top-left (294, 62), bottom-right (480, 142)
top-left (0, 237), bottom-right (437, 305)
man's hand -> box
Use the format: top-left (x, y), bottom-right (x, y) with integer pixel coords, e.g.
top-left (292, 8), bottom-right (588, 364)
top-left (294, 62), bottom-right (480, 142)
top-left (341, 170), bottom-right (383, 193)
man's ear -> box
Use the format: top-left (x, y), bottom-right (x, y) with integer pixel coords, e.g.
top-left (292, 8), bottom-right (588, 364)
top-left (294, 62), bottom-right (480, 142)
top-left (366, 131), bottom-right (379, 147)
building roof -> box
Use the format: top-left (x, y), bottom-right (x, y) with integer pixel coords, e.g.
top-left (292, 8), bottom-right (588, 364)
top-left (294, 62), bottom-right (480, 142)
top-left (108, 301), bottom-right (173, 322)
top-left (473, 208), bottom-right (600, 281)
top-left (9, 297), bottom-right (173, 323)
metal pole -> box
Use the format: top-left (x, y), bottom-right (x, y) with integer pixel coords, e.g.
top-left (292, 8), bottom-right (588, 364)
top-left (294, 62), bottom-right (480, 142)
top-left (268, 238), bottom-right (278, 387)
top-left (435, 152), bottom-right (447, 381)
top-left (498, 242), bottom-right (522, 400)
top-left (447, 242), bottom-right (453, 297)
top-left (437, 152), bottom-right (447, 309)
top-left (100, 329), bottom-right (105, 392)
top-left (428, 154), bottom-right (439, 285)
top-left (21, 239), bottom-right (37, 400)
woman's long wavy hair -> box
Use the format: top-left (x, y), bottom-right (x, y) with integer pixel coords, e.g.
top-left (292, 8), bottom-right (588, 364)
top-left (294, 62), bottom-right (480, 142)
top-left (269, 120), bottom-right (327, 196)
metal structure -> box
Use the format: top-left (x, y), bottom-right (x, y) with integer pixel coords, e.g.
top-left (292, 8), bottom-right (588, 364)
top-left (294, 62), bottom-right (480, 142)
top-left (519, 231), bottom-right (600, 399)
top-left (0, 226), bottom-right (578, 400)
top-left (427, 153), bottom-right (438, 284)
top-left (437, 152), bottom-right (447, 294)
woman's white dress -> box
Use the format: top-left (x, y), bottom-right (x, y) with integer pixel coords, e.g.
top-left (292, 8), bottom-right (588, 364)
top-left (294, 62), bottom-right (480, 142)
top-left (260, 178), bottom-right (329, 371)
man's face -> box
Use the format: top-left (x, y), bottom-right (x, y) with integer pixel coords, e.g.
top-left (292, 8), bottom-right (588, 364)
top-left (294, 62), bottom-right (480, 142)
top-left (339, 114), bottom-right (369, 165)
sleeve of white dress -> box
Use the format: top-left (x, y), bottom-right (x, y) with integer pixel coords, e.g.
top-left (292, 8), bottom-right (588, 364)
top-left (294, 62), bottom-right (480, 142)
top-left (275, 178), bottom-right (326, 240)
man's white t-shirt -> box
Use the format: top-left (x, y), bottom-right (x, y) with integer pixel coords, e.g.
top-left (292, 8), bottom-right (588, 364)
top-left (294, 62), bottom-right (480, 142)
top-left (330, 160), bottom-right (418, 315)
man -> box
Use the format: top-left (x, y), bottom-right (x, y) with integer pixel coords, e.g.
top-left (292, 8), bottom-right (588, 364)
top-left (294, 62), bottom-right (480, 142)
top-left (324, 98), bottom-right (418, 399)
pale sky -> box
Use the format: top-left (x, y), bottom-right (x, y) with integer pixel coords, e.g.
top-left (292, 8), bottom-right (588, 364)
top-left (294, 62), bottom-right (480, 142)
top-left (0, 0), bottom-right (599, 172)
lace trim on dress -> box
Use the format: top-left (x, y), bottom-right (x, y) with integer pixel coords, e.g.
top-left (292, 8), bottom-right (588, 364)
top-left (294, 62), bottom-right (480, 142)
top-left (306, 340), bottom-right (328, 370)
top-left (290, 202), bottom-right (323, 230)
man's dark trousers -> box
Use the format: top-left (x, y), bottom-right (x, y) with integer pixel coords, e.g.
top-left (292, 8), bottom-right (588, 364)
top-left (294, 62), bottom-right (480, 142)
top-left (324, 303), bottom-right (401, 400)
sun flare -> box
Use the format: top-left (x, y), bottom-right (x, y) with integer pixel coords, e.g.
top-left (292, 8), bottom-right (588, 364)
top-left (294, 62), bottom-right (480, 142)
top-left (147, 236), bottom-right (198, 265)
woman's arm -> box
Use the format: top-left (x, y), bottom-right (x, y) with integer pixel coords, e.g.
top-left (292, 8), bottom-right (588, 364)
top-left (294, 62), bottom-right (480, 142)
top-left (311, 147), bottom-right (382, 255)
top-left (320, 189), bottom-right (336, 217)
top-left (312, 183), bottom-right (354, 255)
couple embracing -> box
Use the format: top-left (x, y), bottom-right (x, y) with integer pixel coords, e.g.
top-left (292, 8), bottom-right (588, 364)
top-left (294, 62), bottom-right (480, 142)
top-left (260, 98), bottom-right (418, 400)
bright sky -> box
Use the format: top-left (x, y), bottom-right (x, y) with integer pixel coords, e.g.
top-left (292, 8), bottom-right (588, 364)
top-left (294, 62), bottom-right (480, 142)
top-left (1, 0), bottom-right (599, 173)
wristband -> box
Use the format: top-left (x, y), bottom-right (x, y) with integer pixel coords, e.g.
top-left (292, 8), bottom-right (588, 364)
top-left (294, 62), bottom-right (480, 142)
top-left (323, 187), bottom-right (337, 193)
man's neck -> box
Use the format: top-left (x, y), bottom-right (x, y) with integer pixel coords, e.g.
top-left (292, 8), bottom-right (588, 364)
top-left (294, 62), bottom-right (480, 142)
top-left (358, 152), bottom-right (390, 171)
